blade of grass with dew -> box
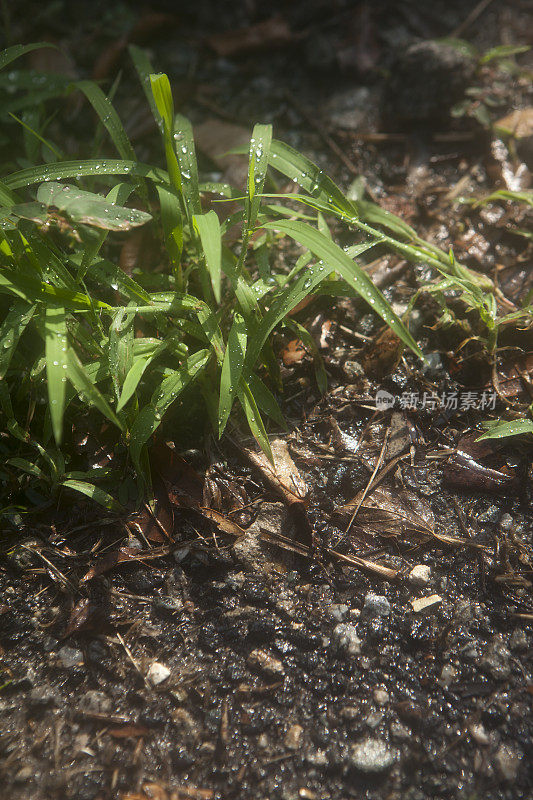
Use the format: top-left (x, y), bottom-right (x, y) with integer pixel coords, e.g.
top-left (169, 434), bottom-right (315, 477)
top-left (0, 43), bottom-right (56, 71)
top-left (129, 45), bottom-right (161, 129)
top-left (66, 347), bottom-right (123, 430)
top-left (0, 300), bottom-right (35, 379)
top-left (75, 81), bottom-right (136, 162)
top-left (61, 479), bottom-right (123, 512)
top-left (44, 306), bottom-right (68, 444)
top-left (129, 349), bottom-right (210, 471)
top-left (262, 219), bottom-right (424, 358)
top-left (150, 73), bottom-right (182, 195)
top-left (218, 312), bottom-right (247, 437)
top-left (247, 372), bottom-right (286, 429)
top-left (237, 379), bottom-right (273, 464)
top-left (174, 114), bottom-right (201, 221)
top-left (6, 458), bottom-right (47, 480)
top-left (156, 184), bottom-right (183, 272)
top-left (477, 419), bottom-right (533, 440)
top-left (0, 269), bottom-right (111, 310)
top-left (4, 160), bottom-right (168, 190)
top-left (36, 183), bottom-right (152, 231)
top-left (108, 307), bottom-right (135, 400)
top-left (193, 210), bottom-right (222, 303)
top-left (78, 183), bottom-right (133, 280)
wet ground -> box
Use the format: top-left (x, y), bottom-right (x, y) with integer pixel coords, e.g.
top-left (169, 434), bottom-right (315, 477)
top-left (1, 1), bottom-right (532, 799)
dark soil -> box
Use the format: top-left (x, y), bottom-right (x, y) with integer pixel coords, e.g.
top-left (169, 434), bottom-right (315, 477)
top-left (1, 2), bottom-right (532, 799)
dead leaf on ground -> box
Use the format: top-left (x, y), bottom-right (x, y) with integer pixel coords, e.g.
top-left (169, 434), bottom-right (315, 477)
top-left (361, 327), bottom-right (402, 378)
top-left (495, 107), bottom-right (533, 139)
top-left (280, 339), bottom-right (307, 366)
top-left (80, 546), bottom-right (171, 583)
top-left (206, 15), bottom-right (293, 58)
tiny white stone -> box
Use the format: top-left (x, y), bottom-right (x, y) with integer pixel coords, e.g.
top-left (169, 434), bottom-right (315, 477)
top-left (147, 662), bottom-right (171, 685)
top-left (408, 564), bottom-right (432, 587)
top-left (410, 594), bottom-right (442, 614)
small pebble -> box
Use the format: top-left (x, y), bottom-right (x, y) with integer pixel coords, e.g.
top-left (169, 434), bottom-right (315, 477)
top-left (349, 738), bottom-right (397, 774)
top-left (284, 724), bottom-right (304, 750)
top-left (362, 593), bottom-right (390, 619)
top-left (373, 688), bottom-right (389, 706)
top-left (438, 664), bottom-right (457, 688)
top-left (494, 743), bottom-right (522, 781)
top-left (410, 594), bottom-right (442, 614)
top-left (247, 649), bottom-right (285, 678)
top-left (468, 722), bottom-right (491, 746)
top-left (147, 662), bottom-right (171, 685)
top-left (408, 564), bottom-right (431, 587)
top-left (57, 645), bottom-right (83, 669)
top-left (332, 623), bottom-right (361, 656)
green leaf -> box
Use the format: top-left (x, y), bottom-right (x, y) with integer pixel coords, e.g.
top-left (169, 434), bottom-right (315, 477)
top-left (61, 479), bottom-right (123, 512)
top-left (66, 347), bottom-right (124, 431)
top-left (218, 313), bottom-right (247, 437)
top-left (108, 307), bottom-right (134, 399)
top-left (477, 419), bottom-right (533, 440)
top-left (174, 114), bottom-right (201, 221)
top-left (0, 300), bottom-right (35, 379)
top-left (116, 356), bottom-right (150, 412)
top-left (156, 184), bottom-right (183, 267)
top-left (262, 219), bottom-right (424, 358)
top-left (193, 210), bottom-right (222, 303)
top-left (44, 306), bottom-right (68, 444)
top-left (129, 349), bottom-right (210, 471)
top-left (0, 43), bottom-right (56, 72)
top-left (4, 159), bottom-right (168, 190)
top-left (247, 372), bottom-right (286, 429)
top-left (129, 45), bottom-right (160, 129)
top-left (237, 379), bottom-right (273, 464)
top-left (7, 458), bottom-right (46, 480)
top-left (75, 80), bottom-right (136, 162)
top-left (36, 183), bottom-right (152, 230)
top-left (149, 73), bottom-right (174, 132)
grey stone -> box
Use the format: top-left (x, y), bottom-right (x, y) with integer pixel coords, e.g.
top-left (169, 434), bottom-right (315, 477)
top-left (57, 645), bottom-right (83, 669)
top-left (362, 593), bottom-right (390, 619)
top-left (349, 738), bottom-right (398, 774)
top-left (326, 603), bottom-right (349, 622)
top-left (332, 623), bottom-right (361, 656)
top-left (479, 635), bottom-right (512, 680)
top-left (232, 502), bottom-right (289, 572)
top-left (247, 649), bottom-right (285, 678)
top-left (494, 743), bottom-right (522, 781)
top-left (509, 628), bottom-right (528, 652)
top-left (79, 690), bottom-right (112, 715)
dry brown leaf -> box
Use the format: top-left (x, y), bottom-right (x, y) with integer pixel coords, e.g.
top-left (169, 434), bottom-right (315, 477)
top-left (496, 107), bottom-right (533, 139)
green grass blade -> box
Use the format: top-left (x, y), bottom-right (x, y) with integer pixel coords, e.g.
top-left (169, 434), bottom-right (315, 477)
top-left (66, 347), bottom-right (123, 431)
top-left (116, 356), bottom-right (150, 412)
top-left (156, 184), bottom-right (183, 268)
top-left (0, 43), bottom-right (56, 71)
top-left (75, 80), bottom-right (136, 161)
top-left (44, 306), bottom-right (68, 444)
top-left (61, 479), bottom-right (123, 511)
top-left (0, 300), bottom-right (35, 379)
top-left (108, 308), bottom-right (134, 399)
top-left (36, 182), bottom-right (151, 230)
top-left (174, 114), bottom-right (201, 220)
top-left (247, 372), bottom-right (286, 428)
top-left (129, 45), bottom-right (161, 129)
top-left (4, 160), bottom-right (168, 190)
top-left (0, 269), bottom-right (111, 310)
top-left (477, 419), bottom-right (533, 441)
top-left (150, 73), bottom-right (182, 195)
top-left (262, 219), bottom-right (423, 358)
top-left (218, 313), bottom-right (247, 437)
top-left (237, 379), bottom-right (273, 464)
top-left (193, 210), bottom-right (222, 303)
top-left (129, 349), bottom-right (210, 471)
top-left (6, 458), bottom-right (46, 480)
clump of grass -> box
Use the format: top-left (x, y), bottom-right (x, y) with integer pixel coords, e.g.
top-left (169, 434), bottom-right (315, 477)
top-left (0, 42), bottom-right (511, 509)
